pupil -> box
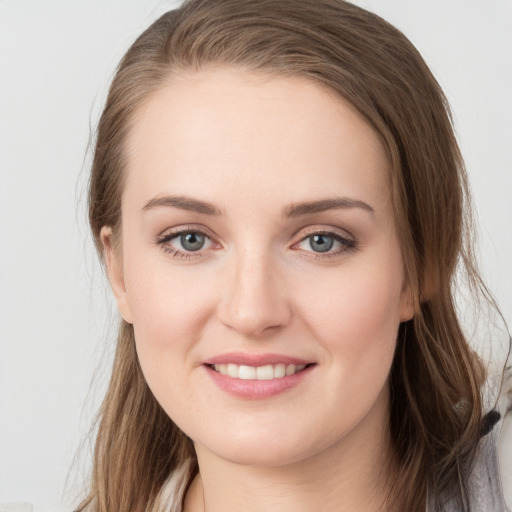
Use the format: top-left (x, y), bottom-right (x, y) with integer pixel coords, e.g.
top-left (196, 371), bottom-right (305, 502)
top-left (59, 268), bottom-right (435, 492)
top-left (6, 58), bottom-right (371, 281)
top-left (181, 232), bottom-right (205, 251)
top-left (310, 234), bottom-right (333, 253)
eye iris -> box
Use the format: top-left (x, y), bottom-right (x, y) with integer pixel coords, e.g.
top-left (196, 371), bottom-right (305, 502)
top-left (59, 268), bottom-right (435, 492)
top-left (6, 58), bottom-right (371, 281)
top-left (309, 234), bottom-right (334, 253)
top-left (180, 232), bottom-right (205, 251)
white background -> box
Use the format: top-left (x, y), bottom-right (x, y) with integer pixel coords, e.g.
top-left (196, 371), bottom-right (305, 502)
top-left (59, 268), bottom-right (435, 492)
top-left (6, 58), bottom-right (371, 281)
top-left (0, 1), bottom-right (511, 511)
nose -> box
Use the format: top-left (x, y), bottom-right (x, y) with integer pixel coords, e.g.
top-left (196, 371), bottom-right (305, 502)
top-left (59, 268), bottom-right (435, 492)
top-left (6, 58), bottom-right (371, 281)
top-left (217, 249), bottom-right (293, 338)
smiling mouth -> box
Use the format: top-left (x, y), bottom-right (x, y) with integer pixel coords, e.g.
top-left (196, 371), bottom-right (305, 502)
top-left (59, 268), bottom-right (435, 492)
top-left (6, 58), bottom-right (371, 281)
top-left (207, 363), bottom-right (314, 380)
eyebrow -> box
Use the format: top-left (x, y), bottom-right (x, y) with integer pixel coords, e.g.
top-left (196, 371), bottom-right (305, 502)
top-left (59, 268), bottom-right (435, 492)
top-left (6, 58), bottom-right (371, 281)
top-left (142, 195), bottom-right (374, 217)
top-left (283, 198), bottom-right (375, 218)
top-left (142, 195), bottom-right (222, 215)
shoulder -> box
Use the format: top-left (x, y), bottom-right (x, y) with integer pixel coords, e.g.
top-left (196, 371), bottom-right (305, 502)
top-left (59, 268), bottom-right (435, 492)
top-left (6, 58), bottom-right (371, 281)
top-left (466, 360), bottom-right (512, 512)
top-left (429, 356), bottom-right (512, 512)
top-left (497, 363), bottom-right (512, 510)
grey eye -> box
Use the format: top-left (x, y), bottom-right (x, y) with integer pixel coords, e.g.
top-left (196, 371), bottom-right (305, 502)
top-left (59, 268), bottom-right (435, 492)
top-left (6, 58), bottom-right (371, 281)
top-left (180, 232), bottom-right (205, 251)
top-left (309, 234), bottom-right (334, 253)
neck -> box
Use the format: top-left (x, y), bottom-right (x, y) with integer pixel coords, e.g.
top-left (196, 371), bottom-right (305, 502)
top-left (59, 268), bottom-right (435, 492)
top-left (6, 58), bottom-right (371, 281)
top-left (184, 393), bottom-right (398, 512)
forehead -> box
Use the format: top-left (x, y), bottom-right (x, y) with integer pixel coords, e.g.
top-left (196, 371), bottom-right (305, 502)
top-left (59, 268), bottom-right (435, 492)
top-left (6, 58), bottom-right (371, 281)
top-left (123, 67), bottom-right (390, 213)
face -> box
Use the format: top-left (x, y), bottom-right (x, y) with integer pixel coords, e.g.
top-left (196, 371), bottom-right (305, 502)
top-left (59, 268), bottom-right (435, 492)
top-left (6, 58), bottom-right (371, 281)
top-left (104, 67), bottom-right (414, 467)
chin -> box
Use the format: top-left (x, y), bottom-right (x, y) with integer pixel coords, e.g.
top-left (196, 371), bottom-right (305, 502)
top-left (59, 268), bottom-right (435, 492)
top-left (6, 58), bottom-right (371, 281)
top-left (203, 443), bottom-right (310, 468)
top-left (193, 424), bottom-right (337, 469)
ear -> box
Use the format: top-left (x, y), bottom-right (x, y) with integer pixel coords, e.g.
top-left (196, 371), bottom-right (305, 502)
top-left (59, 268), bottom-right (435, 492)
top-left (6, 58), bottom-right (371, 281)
top-left (100, 226), bottom-right (133, 324)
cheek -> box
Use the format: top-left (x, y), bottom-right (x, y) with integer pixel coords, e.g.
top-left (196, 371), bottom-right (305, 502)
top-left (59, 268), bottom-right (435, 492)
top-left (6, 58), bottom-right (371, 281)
top-left (122, 247), bottom-right (217, 378)
top-left (298, 260), bottom-right (403, 364)
top-left (295, 264), bottom-right (403, 435)
top-left (123, 257), bottom-right (215, 419)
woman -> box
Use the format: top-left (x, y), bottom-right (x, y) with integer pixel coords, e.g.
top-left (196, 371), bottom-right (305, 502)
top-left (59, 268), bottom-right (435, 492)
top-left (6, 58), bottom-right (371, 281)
top-left (77, 0), bottom-right (511, 510)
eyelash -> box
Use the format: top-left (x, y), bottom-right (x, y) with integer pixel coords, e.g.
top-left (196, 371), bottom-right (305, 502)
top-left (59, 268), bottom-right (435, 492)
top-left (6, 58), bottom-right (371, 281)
top-left (156, 225), bottom-right (217, 260)
top-left (293, 228), bottom-right (356, 260)
top-left (155, 226), bottom-right (357, 261)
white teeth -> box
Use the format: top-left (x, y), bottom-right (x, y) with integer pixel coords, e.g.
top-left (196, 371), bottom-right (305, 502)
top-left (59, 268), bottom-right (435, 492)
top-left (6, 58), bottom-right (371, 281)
top-left (227, 363), bottom-right (238, 378)
top-left (213, 363), bottom-right (308, 379)
top-left (256, 365), bottom-right (274, 380)
top-left (285, 364), bottom-right (295, 376)
top-left (239, 365), bottom-right (257, 380)
top-left (274, 363), bottom-right (286, 378)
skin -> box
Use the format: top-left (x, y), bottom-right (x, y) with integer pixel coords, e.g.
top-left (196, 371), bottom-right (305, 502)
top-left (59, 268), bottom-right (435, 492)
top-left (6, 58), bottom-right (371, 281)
top-left (102, 67), bottom-right (415, 512)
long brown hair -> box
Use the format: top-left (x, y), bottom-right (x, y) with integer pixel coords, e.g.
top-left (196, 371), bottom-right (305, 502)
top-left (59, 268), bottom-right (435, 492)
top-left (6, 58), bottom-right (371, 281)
top-left (80, 1), bottom-right (489, 510)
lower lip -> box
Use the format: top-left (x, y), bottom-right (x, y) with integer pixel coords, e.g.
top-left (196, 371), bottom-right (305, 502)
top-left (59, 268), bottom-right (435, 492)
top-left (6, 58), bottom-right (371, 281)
top-left (203, 364), bottom-right (315, 399)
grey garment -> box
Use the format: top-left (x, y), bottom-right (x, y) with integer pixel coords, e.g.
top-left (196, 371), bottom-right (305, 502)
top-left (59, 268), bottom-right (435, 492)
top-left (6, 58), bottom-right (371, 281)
top-left (466, 422), bottom-right (509, 512)
top-left (441, 419), bottom-right (508, 512)
top-left (429, 356), bottom-right (512, 512)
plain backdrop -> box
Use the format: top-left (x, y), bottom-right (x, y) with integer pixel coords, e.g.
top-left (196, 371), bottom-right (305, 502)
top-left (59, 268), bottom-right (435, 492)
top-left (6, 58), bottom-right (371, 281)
top-left (0, 1), bottom-right (511, 511)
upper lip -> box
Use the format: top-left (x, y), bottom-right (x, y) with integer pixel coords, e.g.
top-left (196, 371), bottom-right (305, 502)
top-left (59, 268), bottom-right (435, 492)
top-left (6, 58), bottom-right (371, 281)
top-left (203, 352), bottom-right (314, 366)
